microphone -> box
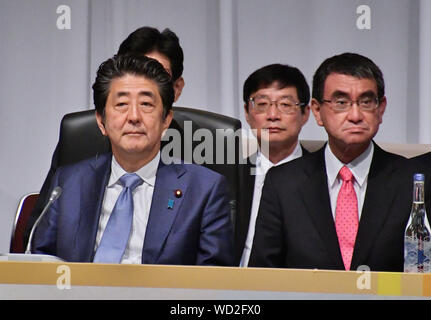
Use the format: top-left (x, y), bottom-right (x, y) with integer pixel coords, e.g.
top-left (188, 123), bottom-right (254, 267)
top-left (0, 186), bottom-right (64, 262)
top-left (25, 186), bottom-right (62, 254)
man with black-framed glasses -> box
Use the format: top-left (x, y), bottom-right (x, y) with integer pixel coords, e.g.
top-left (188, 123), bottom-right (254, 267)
top-left (235, 64), bottom-right (310, 266)
top-left (249, 53), bottom-right (411, 272)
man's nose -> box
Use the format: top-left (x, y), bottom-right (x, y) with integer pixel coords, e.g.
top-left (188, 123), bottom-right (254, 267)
top-left (347, 103), bottom-right (364, 122)
top-left (266, 102), bottom-right (281, 120)
top-left (127, 103), bottom-right (140, 122)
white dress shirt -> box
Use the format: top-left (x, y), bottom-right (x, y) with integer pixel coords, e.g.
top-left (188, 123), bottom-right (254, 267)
top-left (325, 143), bottom-right (374, 221)
top-left (94, 152), bottom-right (159, 264)
top-left (240, 142), bottom-right (303, 267)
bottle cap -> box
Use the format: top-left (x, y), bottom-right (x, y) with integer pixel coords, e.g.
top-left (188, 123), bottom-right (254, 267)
top-left (414, 173), bottom-right (425, 181)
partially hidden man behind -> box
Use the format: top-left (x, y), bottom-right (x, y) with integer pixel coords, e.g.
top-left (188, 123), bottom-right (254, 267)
top-left (249, 53), bottom-right (412, 272)
top-left (24, 26), bottom-right (185, 246)
top-left (235, 64), bottom-right (310, 266)
top-left (32, 54), bottom-right (234, 265)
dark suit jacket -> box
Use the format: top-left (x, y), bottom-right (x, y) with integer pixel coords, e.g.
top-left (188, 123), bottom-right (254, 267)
top-left (411, 152), bottom-right (431, 169)
top-left (234, 145), bottom-right (310, 265)
top-left (249, 142), bottom-right (412, 272)
top-left (32, 153), bottom-right (234, 266)
top-left (23, 119), bottom-right (184, 249)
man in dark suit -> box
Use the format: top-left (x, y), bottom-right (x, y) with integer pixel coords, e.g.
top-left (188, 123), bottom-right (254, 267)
top-left (249, 53), bottom-right (412, 272)
top-left (235, 64), bottom-right (310, 266)
top-left (32, 54), bottom-right (233, 265)
top-left (411, 152), bottom-right (431, 170)
top-left (25, 27), bottom-right (185, 247)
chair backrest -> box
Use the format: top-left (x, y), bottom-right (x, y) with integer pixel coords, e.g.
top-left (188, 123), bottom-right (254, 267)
top-left (166, 107), bottom-right (243, 204)
top-left (57, 109), bottom-right (109, 166)
top-left (57, 107), bottom-right (242, 221)
top-left (10, 193), bottom-right (39, 253)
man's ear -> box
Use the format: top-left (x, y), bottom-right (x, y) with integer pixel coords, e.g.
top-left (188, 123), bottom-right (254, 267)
top-left (173, 77), bottom-right (185, 102)
top-left (95, 111), bottom-right (107, 136)
top-left (163, 109), bottom-right (173, 132)
top-left (244, 103), bottom-right (251, 124)
top-left (377, 96), bottom-right (387, 124)
top-left (310, 98), bottom-right (324, 127)
top-left (301, 105), bottom-right (311, 127)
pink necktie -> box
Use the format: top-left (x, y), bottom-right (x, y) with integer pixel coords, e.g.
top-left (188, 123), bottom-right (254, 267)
top-left (335, 166), bottom-right (359, 270)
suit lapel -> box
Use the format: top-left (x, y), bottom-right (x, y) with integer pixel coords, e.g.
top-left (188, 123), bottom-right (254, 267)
top-left (300, 144), bottom-right (310, 155)
top-left (242, 154), bottom-right (257, 237)
top-left (351, 143), bottom-right (400, 269)
top-left (299, 148), bottom-right (344, 269)
top-left (142, 162), bottom-right (188, 264)
top-left (234, 154), bottom-right (256, 263)
top-left (74, 153), bottom-right (111, 262)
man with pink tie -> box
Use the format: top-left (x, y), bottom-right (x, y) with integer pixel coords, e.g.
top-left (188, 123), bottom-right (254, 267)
top-left (249, 53), bottom-right (411, 272)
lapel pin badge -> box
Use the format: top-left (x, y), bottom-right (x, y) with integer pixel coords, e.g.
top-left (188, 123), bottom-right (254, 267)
top-left (167, 199), bottom-right (174, 209)
top-left (174, 189), bottom-right (182, 198)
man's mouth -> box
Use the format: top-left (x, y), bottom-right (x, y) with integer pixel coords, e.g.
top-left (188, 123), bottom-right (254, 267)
top-left (265, 127), bottom-right (284, 133)
top-left (344, 126), bottom-right (368, 133)
top-left (124, 131), bottom-right (145, 135)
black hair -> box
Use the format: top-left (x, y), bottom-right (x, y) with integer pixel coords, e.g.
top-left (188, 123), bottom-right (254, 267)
top-left (243, 63), bottom-right (310, 113)
top-left (117, 26), bottom-right (184, 82)
top-left (92, 54), bottom-right (174, 119)
top-left (312, 52), bottom-right (385, 102)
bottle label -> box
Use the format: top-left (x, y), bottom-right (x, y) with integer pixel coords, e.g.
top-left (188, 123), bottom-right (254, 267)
top-left (404, 236), bottom-right (431, 273)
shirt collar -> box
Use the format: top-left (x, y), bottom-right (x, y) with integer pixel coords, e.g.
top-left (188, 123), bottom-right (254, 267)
top-left (109, 152), bottom-right (160, 187)
top-left (325, 142), bottom-right (374, 188)
top-left (256, 141), bottom-right (303, 176)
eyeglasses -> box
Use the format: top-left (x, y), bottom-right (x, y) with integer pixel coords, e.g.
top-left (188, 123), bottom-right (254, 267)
top-left (249, 96), bottom-right (305, 114)
top-left (321, 97), bottom-right (380, 112)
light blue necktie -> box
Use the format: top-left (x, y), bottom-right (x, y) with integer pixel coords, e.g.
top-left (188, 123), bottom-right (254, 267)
top-left (93, 173), bottom-right (143, 263)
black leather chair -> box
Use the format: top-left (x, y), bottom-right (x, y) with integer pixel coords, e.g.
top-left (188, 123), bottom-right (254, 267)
top-left (58, 107), bottom-right (242, 207)
top-left (15, 107), bottom-right (242, 253)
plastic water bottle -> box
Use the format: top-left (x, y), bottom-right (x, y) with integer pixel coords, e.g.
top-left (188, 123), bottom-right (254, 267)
top-left (404, 173), bottom-right (431, 273)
